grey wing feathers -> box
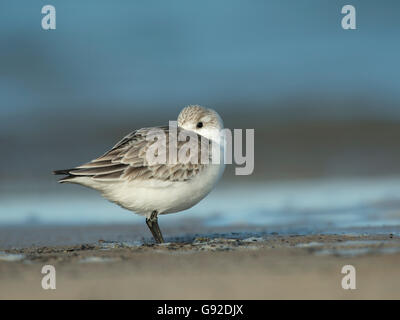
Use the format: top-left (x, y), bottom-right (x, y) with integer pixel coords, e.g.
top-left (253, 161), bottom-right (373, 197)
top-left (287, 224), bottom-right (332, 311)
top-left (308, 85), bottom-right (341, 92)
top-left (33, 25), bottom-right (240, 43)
top-left (54, 126), bottom-right (210, 183)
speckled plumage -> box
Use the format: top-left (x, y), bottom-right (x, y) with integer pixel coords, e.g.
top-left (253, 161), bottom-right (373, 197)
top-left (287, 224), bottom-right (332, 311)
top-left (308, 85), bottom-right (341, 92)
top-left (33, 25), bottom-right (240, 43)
top-left (54, 105), bottom-right (225, 220)
top-left (60, 126), bottom-right (211, 183)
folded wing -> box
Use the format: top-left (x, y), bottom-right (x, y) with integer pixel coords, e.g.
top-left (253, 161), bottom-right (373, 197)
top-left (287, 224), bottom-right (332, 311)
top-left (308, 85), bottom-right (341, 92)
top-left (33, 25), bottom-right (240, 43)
top-left (53, 126), bottom-right (211, 183)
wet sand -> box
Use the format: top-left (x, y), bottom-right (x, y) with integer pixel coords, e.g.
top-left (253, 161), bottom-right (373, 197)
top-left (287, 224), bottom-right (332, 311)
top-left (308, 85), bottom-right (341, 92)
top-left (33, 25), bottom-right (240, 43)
top-left (0, 225), bottom-right (399, 299)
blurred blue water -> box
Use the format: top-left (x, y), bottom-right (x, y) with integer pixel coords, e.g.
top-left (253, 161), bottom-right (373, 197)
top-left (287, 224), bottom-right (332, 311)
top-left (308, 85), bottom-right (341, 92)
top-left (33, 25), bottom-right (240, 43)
top-left (1, 0), bottom-right (400, 123)
top-left (1, 178), bottom-right (400, 229)
top-left (1, 2), bottom-right (400, 231)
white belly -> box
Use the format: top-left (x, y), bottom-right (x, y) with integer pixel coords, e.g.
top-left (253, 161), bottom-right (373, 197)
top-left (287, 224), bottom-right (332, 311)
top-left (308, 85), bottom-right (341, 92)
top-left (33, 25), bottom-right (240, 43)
top-left (99, 162), bottom-right (225, 217)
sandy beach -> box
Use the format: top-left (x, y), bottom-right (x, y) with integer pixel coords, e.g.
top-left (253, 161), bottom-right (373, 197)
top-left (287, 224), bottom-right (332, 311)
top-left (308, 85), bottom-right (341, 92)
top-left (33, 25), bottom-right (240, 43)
top-left (1, 224), bottom-right (399, 299)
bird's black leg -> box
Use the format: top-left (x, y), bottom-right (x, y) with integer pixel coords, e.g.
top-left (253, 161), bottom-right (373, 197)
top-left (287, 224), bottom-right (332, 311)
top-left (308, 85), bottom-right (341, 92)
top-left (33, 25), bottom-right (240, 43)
top-left (146, 211), bottom-right (164, 244)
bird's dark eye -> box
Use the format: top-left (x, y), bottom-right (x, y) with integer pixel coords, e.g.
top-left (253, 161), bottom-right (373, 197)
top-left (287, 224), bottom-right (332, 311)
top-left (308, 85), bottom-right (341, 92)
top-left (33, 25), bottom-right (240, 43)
top-left (196, 122), bottom-right (203, 128)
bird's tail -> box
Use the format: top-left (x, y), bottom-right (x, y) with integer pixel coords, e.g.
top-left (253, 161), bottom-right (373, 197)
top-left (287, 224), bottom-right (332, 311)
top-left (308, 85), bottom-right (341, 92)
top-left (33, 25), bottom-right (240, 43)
top-left (53, 169), bottom-right (75, 183)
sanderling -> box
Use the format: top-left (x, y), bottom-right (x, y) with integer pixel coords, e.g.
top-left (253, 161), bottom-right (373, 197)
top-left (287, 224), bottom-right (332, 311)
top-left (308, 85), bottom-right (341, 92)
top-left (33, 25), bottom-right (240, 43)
top-left (53, 105), bottom-right (225, 243)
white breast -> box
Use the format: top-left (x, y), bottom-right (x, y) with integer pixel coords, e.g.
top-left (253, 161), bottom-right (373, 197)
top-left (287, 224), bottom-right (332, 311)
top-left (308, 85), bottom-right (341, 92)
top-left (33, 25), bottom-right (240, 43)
top-left (100, 162), bottom-right (225, 217)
